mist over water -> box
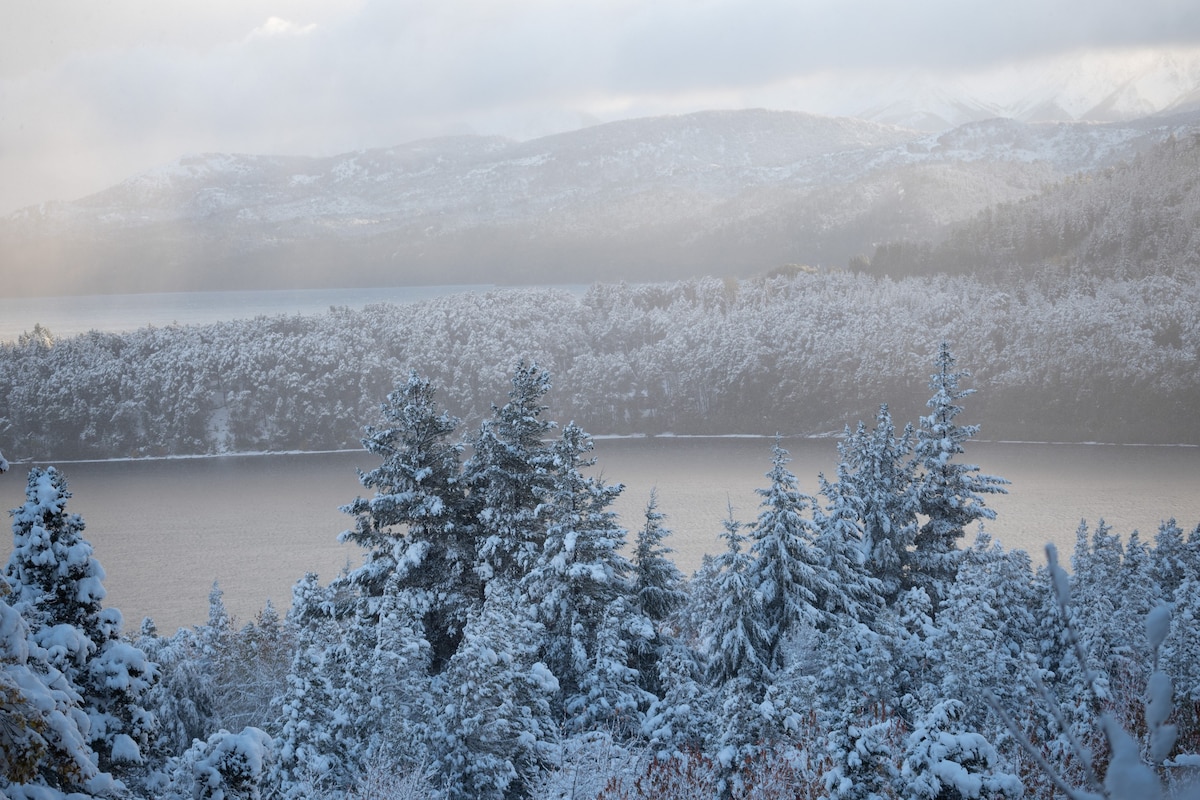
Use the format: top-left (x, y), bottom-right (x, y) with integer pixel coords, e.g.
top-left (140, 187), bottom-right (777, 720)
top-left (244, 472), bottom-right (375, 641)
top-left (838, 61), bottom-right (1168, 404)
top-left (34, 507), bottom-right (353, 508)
top-left (2, 438), bottom-right (1196, 634)
top-left (0, 286), bottom-right (500, 342)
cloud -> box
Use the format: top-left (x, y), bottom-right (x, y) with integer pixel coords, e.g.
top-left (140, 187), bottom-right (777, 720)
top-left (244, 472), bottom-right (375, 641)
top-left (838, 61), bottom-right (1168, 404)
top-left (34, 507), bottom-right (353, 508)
top-left (247, 17), bottom-right (318, 41)
top-left (3, 0), bottom-right (1200, 215)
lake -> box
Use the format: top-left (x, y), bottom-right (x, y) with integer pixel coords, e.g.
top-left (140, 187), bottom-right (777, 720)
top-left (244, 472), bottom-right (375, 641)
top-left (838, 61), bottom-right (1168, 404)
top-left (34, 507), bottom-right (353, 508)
top-left (1, 437), bottom-right (1197, 634)
top-left (0, 284), bottom-right (584, 343)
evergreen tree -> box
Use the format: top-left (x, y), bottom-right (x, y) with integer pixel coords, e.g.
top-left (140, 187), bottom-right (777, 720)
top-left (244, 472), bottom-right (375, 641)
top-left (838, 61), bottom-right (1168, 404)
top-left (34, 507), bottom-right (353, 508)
top-left (429, 583), bottom-right (559, 800)
top-left (704, 511), bottom-right (774, 776)
top-left (816, 466), bottom-right (885, 628)
top-left (361, 573), bottom-right (434, 769)
top-left (899, 699), bottom-right (1022, 800)
top-left (630, 491), bottom-right (688, 701)
top-left (704, 511), bottom-right (769, 689)
top-left (3, 467), bottom-right (158, 787)
top-left (464, 361), bottom-right (557, 587)
top-left (273, 574), bottom-right (360, 798)
top-left (162, 727), bottom-right (275, 800)
top-left (1151, 518), bottom-right (1198, 602)
top-left (135, 621), bottom-right (219, 758)
top-left (0, 583), bottom-right (116, 797)
top-left (821, 709), bottom-right (901, 800)
top-left (521, 423), bottom-right (648, 733)
top-left (746, 442), bottom-right (835, 670)
top-left (632, 490), bottom-right (687, 626)
top-left (339, 371), bottom-right (471, 666)
top-left (836, 406), bottom-right (919, 606)
top-left (912, 344), bottom-right (1008, 606)
top-left (938, 531), bottom-right (1037, 722)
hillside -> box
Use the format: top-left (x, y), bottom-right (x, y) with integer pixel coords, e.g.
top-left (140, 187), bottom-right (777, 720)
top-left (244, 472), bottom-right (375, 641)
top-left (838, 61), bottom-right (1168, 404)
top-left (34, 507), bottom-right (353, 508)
top-left (2, 109), bottom-right (1192, 295)
top-left (865, 123), bottom-right (1200, 281)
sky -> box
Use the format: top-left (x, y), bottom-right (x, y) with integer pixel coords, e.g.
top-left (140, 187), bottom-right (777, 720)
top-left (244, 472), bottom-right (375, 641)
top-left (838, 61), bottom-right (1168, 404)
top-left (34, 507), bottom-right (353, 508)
top-left (3, 0), bottom-right (1200, 216)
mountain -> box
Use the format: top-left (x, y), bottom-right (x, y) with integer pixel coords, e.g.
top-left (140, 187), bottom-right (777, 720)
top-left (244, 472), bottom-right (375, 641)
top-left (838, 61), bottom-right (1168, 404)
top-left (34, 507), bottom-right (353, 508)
top-left (864, 128), bottom-right (1200, 281)
top-left (2, 108), bottom-right (1196, 296)
top-left (857, 48), bottom-right (1200, 131)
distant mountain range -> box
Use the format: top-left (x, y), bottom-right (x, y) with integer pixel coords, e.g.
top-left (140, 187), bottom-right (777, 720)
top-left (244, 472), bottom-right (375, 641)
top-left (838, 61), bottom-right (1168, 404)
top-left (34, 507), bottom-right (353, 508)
top-left (4, 106), bottom-right (1199, 296)
top-left (856, 48), bottom-right (1200, 130)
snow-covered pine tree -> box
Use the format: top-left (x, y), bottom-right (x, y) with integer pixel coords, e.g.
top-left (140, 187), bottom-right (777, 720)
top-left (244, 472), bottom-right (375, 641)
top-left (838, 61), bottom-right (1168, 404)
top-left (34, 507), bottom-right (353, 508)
top-left (1151, 519), bottom-right (1195, 602)
top-left (360, 573), bottom-right (434, 770)
top-left (273, 573), bottom-right (361, 798)
top-left (338, 371), bottom-right (471, 666)
top-left (703, 510), bottom-right (774, 779)
top-left (836, 406), bottom-right (919, 606)
top-left (521, 422), bottom-right (649, 734)
top-left (899, 699), bottom-right (1022, 800)
top-left (428, 581), bottom-right (559, 800)
top-left (746, 441), bottom-right (836, 670)
top-left (3, 467), bottom-right (158, 789)
top-left (464, 361), bottom-right (557, 588)
top-left (630, 491), bottom-right (688, 701)
top-left (704, 511), bottom-right (769, 690)
top-left (911, 344), bottom-right (1008, 607)
top-left (816, 465), bottom-right (885, 629)
top-left (134, 620), bottom-right (220, 758)
top-left (632, 489), bottom-right (688, 627)
top-left (0, 582), bottom-right (117, 798)
top-left (938, 530), bottom-right (1037, 723)
top-left (162, 726), bottom-right (276, 800)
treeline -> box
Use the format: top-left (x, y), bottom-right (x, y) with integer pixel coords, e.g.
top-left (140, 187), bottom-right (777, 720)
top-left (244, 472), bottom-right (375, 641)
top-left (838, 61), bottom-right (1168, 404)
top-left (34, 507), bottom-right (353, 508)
top-left (3, 355), bottom-right (1199, 799)
top-left (863, 131), bottom-right (1200, 281)
top-left (4, 270), bottom-right (1200, 461)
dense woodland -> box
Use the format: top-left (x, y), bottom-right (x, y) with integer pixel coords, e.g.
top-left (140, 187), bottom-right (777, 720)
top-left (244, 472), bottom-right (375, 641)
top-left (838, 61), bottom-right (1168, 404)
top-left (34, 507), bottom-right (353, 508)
top-left (864, 132), bottom-right (1200, 282)
top-left (3, 268), bottom-right (1200, 463)
top-left (2, 351), bottom-right (1199, 798)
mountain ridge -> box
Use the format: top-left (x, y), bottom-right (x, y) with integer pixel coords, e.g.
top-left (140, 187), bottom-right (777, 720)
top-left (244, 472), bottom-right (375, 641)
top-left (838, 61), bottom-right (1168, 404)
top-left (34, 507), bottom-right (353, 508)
top-left (3, 108), bottom-right (1197, 296)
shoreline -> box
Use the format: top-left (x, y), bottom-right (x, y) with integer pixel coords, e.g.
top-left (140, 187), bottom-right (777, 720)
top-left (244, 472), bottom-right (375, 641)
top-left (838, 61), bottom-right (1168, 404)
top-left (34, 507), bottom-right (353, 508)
top-left (4, 434), bottom-right (1197, 468)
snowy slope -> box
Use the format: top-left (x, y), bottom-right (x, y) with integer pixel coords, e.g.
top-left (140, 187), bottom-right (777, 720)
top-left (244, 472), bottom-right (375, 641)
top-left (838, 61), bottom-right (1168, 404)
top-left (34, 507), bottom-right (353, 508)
top-left (859, 48), bottom-right (1200, 131)
top-left (1, 108), bottom-right (1196, 294)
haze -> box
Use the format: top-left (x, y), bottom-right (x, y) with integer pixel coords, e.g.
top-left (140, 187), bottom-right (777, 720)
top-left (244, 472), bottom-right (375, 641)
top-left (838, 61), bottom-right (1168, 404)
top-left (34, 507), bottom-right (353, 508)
top-left (5, 0), bottom-right (1200, 217)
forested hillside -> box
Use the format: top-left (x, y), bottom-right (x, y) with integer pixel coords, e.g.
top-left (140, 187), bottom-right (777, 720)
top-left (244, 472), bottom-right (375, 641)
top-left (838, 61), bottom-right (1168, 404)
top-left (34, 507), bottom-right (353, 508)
top-left (2, 110), bottom-right (1187, 294)
top-left (866, 129), bottom-right (1200, 280)
top-left (3, 270), bottom-right (1198, 462)
top-left (4, 356), bottom-right (1199, 798)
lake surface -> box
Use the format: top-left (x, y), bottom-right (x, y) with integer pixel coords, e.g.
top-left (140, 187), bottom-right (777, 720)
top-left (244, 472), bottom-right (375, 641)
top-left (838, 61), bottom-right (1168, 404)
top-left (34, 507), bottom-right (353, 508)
top-left (1, 438), bottom-right (1197, 634)
top-left (0, 284), bottom-right (583, 343)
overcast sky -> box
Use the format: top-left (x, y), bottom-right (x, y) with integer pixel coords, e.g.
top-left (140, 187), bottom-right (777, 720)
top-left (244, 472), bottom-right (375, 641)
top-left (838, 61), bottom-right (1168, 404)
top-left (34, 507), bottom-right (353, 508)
top-left (4, 0), bottom-right (1200, 215)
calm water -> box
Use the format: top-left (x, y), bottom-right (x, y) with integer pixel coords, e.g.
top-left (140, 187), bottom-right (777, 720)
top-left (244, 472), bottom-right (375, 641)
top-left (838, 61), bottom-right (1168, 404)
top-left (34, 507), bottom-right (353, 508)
top-left (0, 285), bottom-right (596, 342)
top-left (1, 438), bottom-right (1197, 634)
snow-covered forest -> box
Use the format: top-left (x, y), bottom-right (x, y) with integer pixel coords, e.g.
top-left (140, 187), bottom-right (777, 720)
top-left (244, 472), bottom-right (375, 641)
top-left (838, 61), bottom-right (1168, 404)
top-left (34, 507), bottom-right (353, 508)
top-left (864, 131), bottom-right (1200, 282)
top-left (3, 350), bottom-right (1199, 798)
top-left (3, 268), bottom-right (1200, 464)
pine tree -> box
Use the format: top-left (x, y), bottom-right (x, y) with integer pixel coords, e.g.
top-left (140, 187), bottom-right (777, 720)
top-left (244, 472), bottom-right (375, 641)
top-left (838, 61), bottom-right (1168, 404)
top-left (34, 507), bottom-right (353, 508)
top-left (899, 699), bottom-right (1022, 800)
top-left (911, 344), bottom-right (1008, 606)
top-left (3, 467), bottom-right (158, 787)
top-left (521, 423), bottom-right (648, 733)
top-left (630, 491), bottom-right (688, 701)
top-left (632, 490), bottom-right (687, 627)
top-left (464, 361), bottom-right (557, 587)
top-left (704, 511), bottom-right (769, 689)
top-left (339, 371), bottom-right (471, 666)
top-left (816, 467), bottom-right (885, 628)
top-left (1151, 518), bottom-right (1198, 602)
top-left (0, 583), bottom-right (115, 797)
top-left (704, 511), bottom-right (774, 776)
top-left (361, 573), bottom-right (434, 769)
top-left (429, 583), bottom-right (559, 800)
top-left (746, 441), bottom-right (834, 670)
top-left (273, 573), bottom-right (360, 798)
top-left (835, 406), bottom-right (919, 606)
top-left (938, 531), bottom-right (1037, 722)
